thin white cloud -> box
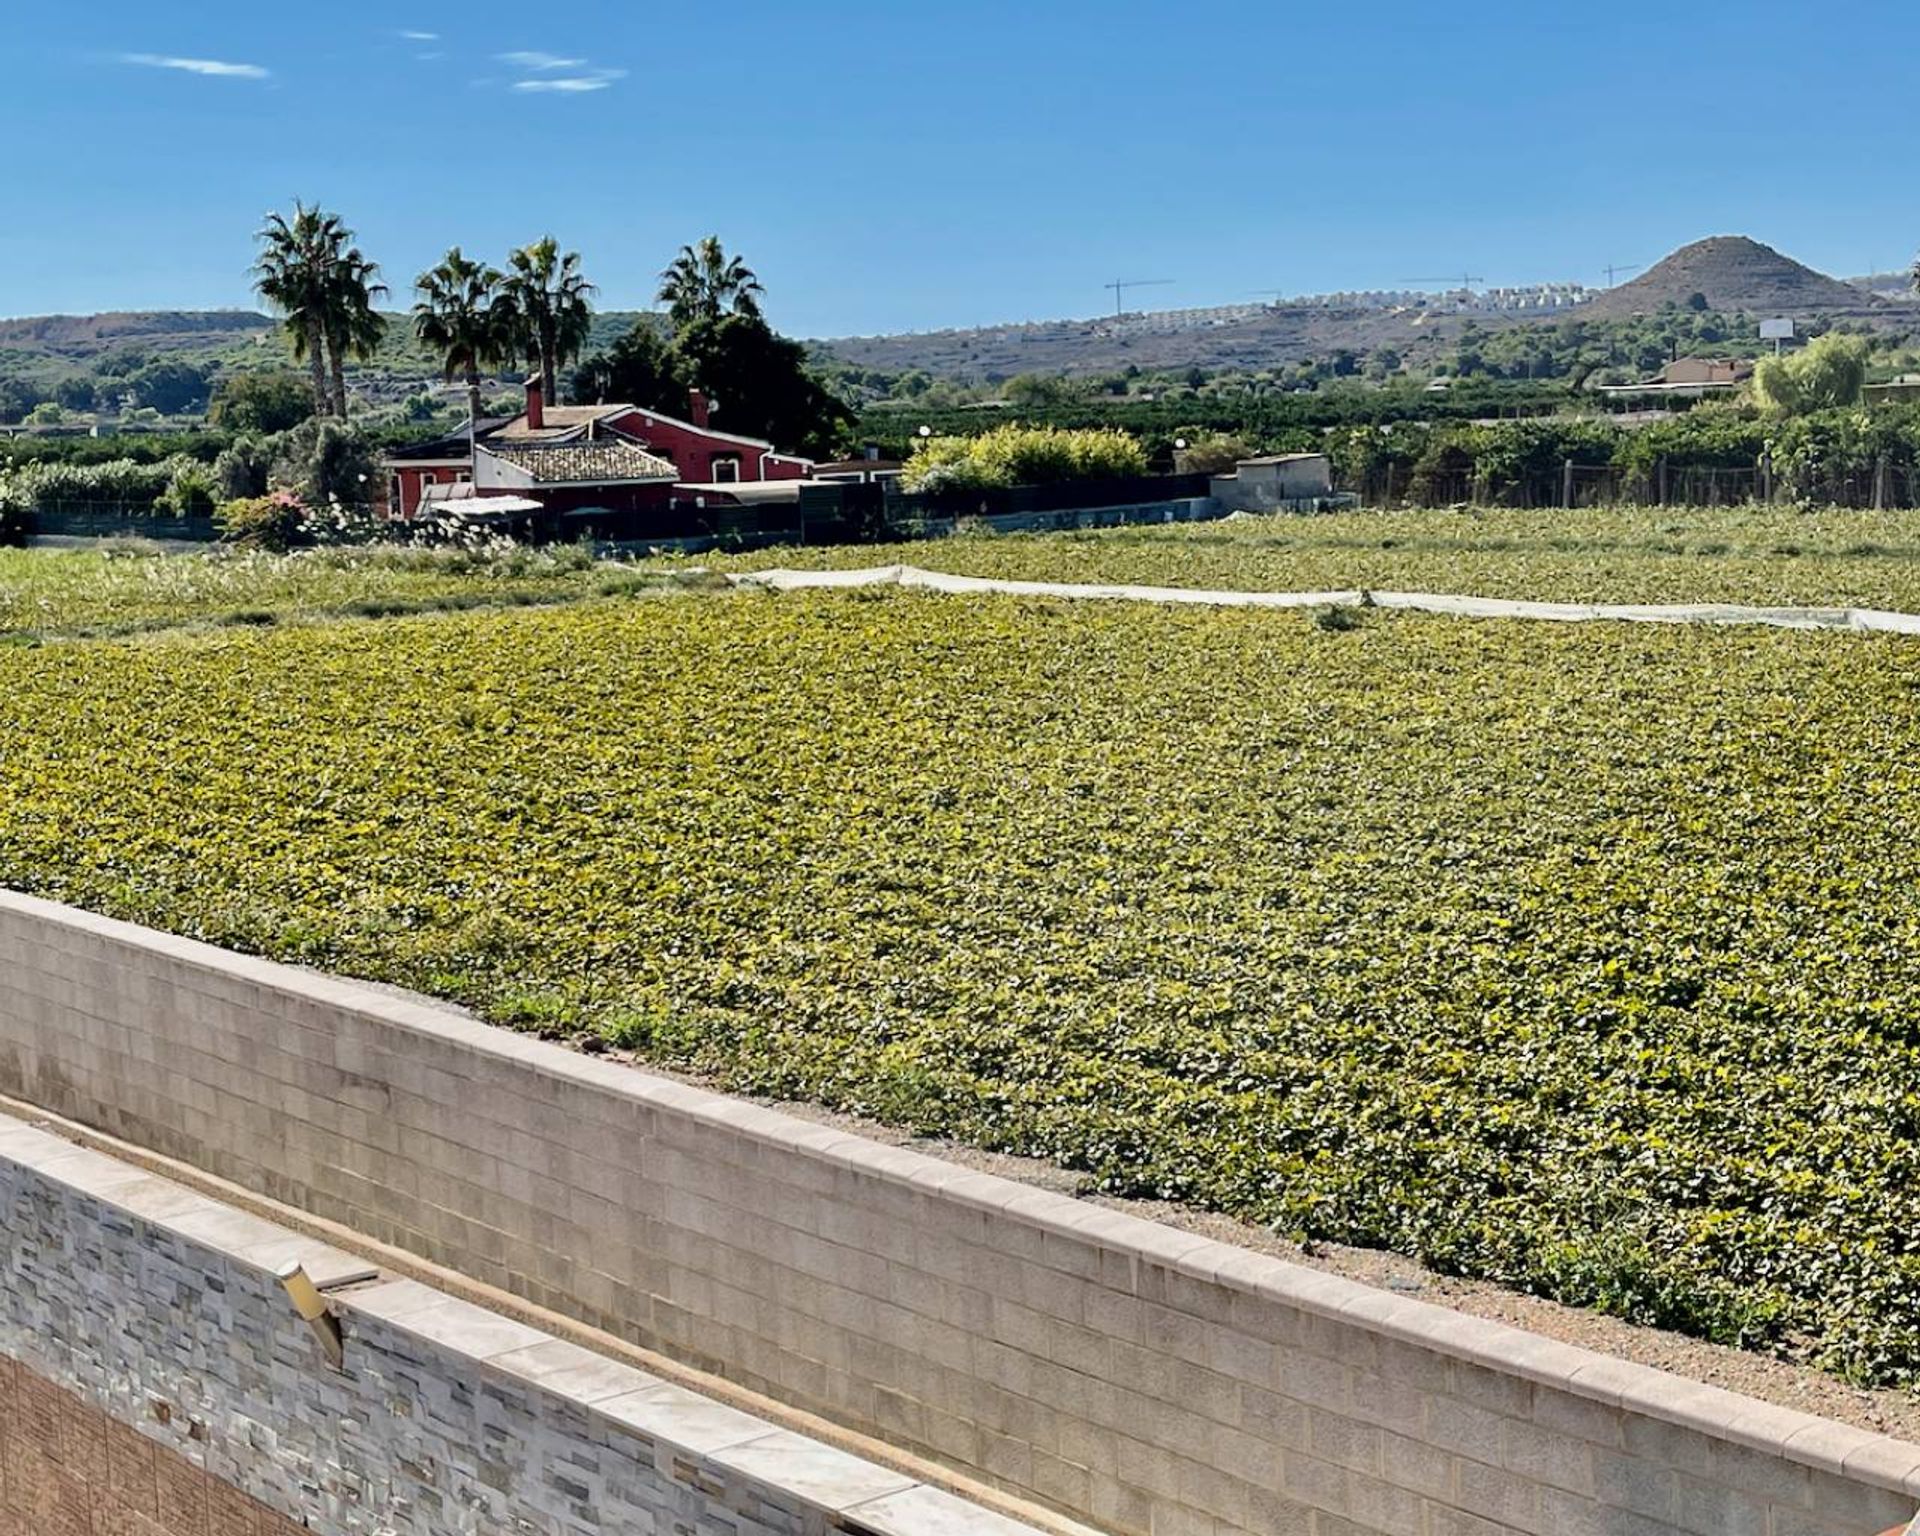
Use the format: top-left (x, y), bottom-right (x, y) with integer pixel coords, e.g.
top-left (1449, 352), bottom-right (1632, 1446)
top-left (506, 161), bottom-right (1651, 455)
top-left (400, 29), bottom-right (439, 40)
top-left (416, 51), bottom-right (445, 61)
top-left (121, 52), bottom-right (270, 79)
top-left (512, 71), bottom-right (622, 92)
top-left (497, 50), bottom-right (586, 70)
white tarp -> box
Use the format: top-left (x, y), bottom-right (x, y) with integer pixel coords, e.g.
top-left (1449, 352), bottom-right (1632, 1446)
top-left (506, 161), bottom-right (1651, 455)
top-left (730, 565), bottom-right (1920, 636)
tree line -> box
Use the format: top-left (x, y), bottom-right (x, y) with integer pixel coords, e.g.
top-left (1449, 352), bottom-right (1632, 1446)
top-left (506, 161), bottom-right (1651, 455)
top-left (249, 206), bottom-right (848, 456)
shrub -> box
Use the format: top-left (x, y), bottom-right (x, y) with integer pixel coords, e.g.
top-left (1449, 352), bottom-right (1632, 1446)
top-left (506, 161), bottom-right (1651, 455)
top-left (902, 424), bottom-right (1148, 492)
top-left (0, 457), bottom-right (177, 515)
top-left (215, 492), bottom-right (308, 551)
top-left (212, 436), bottom-right (273, 502)
top-left (156, 460), bottom-right (220, 519)
top-left (1173, 431), bottom-right (1255, 475)
top-left (1753, 334), bottom-right (1869, 416)
top-left (268, 418), bottom-right (380, 510)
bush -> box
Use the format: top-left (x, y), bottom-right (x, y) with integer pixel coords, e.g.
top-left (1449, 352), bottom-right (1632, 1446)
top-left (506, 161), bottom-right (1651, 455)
top-left (1753, 334), bottom-right (1869, 416)
top-left (901, 424), bottom-right (1148, 492)
top-left (209, 372), bottom-right (315, 435)
top-left (212, 436), bottom-right (273, 502)
top-left (269, 418), bottom-right (379, 511)
top-left (215, 492), bottom-right (308, 551)
top-left (1172, 431), bottom-right (1255, 475)
top-left (156, 460), bottom-right (220, 518)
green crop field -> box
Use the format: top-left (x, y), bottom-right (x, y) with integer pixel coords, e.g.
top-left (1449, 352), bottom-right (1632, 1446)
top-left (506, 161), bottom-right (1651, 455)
top-left (0, 543), bottom-right (687, 641)
top-left (692, 503), bottom-right (1920, 611)
top-left (12, 504), bottom-right (1920, 646)
top-left (3, 570), bottom-right (1920, 1383)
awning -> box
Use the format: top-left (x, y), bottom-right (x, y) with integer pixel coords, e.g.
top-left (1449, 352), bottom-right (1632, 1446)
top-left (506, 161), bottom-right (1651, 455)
top-left (418, 484), bottom-right (546, 516)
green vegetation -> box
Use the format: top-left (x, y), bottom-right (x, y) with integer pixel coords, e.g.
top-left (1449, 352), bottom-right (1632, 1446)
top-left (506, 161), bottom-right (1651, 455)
top-left (571, 236), bottom-right (852, 458)
top-left (253, 202), bottom-right (386, 420)
top-left (901, 424), bottom-right (1149, 492)
top-left (6, 583), bottom-right (1920, 1383)
top-left (413, 246), bottom-right (516, 429)
top-left (1753, 333), bottom-right (1869, 415)
top-left (502, 237), bottom-right (596, 407)
top-left (16, 500), bottom-right (1920, 635)
top-left (692, 503), bottom-right (1920, 610)
top-left (0, 543), bottom-right (629, 640)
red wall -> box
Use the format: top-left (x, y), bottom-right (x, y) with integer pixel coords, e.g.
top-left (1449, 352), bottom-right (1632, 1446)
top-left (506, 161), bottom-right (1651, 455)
top-left (390, 465), bottom-right (468, 519)
top-left (605, 410), bottom-right (811, 483)
top-left (389, 406), bottom-right (812, 519)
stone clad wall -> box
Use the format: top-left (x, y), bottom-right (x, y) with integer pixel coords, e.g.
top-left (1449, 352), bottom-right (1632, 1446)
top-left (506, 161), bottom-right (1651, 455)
top-left (0, 889), bottom-right (1916, 1536)
top-left (0, 1119), bottom-right (1036, 1536)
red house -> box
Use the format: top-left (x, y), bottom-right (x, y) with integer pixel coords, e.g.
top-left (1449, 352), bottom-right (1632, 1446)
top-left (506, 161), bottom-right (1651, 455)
top-left (385, 378), bottom-right (813, 522)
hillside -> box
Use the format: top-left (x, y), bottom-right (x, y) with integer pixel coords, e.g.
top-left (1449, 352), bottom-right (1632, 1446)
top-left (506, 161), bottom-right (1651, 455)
top-left (0, 236), bottom-right (1908, 401)
top-left (0, 309), bottom-right (272, 350)
top-left (1583, 236), bottom-right (1876, 318)
top-left (814, 304), bottom-right (1466, 382)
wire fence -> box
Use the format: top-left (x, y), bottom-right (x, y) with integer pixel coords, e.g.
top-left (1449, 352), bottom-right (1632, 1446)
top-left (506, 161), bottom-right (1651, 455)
top-left (1341, 457), bottom-right (1920, 511)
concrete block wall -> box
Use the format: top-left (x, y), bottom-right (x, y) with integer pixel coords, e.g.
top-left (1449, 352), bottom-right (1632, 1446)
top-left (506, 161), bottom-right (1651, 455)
top-left (0, 1115), bottom-right (1041, 1536)
top-left (1, 889), bottom-right (1917, 1536)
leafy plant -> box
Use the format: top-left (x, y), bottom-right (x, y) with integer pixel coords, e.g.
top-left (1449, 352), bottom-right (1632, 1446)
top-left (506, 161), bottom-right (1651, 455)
top-left (215, 492), bottom-right (307, 551)
top-left (902, 424), bottom-right (1148, 492)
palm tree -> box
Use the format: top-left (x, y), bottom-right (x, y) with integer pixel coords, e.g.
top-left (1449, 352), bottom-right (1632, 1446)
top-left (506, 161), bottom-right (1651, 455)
top-left (253, 202), bottom-right (346, 416)
top-left (658, 236), bottom-right (764, 331)
top-left (502, 237), bottom-right (596, 406)
top-left (413, 248), bottom-right (510, 434)
top-left (322, 245), bottom-right (388, 420)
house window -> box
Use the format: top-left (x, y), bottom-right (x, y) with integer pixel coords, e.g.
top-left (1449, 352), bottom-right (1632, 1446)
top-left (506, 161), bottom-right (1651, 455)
top-left (711, 455), bottom-right (741, 483)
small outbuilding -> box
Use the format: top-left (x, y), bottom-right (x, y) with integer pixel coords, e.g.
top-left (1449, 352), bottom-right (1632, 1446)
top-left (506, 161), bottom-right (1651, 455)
top-left (1210, 453), bottom-right (1335, 512)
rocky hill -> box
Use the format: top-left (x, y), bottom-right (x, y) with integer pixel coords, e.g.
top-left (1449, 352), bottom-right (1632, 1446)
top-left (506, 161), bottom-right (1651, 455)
top-left (1583, 237), bottom-right (1876, 319)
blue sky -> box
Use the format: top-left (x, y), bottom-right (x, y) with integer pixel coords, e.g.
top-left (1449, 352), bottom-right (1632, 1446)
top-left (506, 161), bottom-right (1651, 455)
top-left (1, 0), bottom-right (1913, 336)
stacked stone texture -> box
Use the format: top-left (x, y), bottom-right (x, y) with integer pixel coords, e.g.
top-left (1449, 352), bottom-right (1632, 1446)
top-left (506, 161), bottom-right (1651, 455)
top-left (0, 1152), bottom-right (941, 1536)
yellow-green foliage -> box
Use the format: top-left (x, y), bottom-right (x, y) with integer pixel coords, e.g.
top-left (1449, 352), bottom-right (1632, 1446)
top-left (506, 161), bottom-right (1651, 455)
top-left (0, 543), bottom-right (612, 640)
top-left (901, 423), bottom-right (1148, 492)
top-left (691, 503), bottom-right (1920, 612)
top-left (1752, 333), bottom-right (1869, 415)
top-left (7, 590), bottom-right (1920, 1379)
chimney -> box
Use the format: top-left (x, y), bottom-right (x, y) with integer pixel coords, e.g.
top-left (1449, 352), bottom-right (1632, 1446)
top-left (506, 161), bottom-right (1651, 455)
top-left (525, 373), bottom-right (545, 431)
top-left (688, 388), bottom-right (710, 429)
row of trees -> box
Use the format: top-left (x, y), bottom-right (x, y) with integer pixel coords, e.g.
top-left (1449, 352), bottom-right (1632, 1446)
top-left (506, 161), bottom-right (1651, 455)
top-left (1325, 400), bottom-right (1920, 509)
top-left (250, 207), bottom-right (846, 457)
top-left (411, 237), bottom-right (598, 427)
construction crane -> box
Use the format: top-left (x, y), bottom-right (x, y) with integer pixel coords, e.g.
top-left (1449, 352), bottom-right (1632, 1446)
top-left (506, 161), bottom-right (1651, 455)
top-left (1104, 278), bottom-right (1173, 317)
top-left (1603, 263), bottom-right (1642, 288)
top-left (1401, 273), bottom-right (1485, 291)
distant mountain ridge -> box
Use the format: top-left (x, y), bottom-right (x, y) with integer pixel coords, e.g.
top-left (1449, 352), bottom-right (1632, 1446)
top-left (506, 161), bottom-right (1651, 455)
top-left (0, 237), bottom-right (1904, 389)
top-left (0, 310), bottom-right (272, 349)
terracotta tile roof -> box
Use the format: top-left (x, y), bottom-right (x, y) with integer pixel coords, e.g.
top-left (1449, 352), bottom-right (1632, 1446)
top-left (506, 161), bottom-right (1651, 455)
top-left (480, 441), bottom-right (678, 485)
